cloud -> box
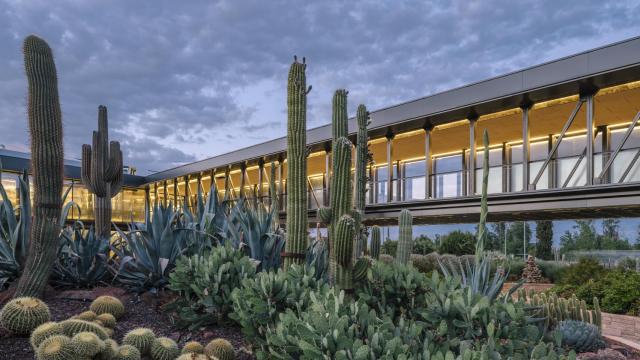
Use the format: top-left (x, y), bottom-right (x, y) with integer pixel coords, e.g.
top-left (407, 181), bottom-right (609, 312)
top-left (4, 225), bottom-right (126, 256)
top-left (0, 0), bottom-right (638, 175)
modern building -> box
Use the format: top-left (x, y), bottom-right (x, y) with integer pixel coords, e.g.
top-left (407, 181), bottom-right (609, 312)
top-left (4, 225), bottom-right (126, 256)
top-left (2, 37), bottom-right (640, 226)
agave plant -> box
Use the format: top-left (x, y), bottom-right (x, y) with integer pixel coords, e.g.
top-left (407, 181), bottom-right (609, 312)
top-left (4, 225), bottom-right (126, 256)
top-left (305, 235), bottom-right (328, 281)
top-left (225, 198), bottom-right (285, 272)
top-left (179, 184), bottom-right (231, 255)
top-left (0, 169), bottom-right (73, 289)
top-left (110, 202), bottom-right (185, 293)
top-left (52, 224), bottom-right (112, 288)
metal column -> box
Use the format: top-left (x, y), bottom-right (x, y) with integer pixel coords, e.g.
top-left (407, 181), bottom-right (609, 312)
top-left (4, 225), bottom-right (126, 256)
top-left (184, 175), bottom-right (190, 211)
top-left (387, 136), bottom-right (393, 203)
top-left (162, 180), bottom-right (168, 208)
top-left (502, 143), bottom-right (509, 193)
top-left (424, 126), bottom-right (432, 199)
top-left (239, 163), bottom-right (247, 200)
top-left (521, 105), bottom-right (531, 191)
top-left (585, 94), bottom-right (595, 185)
top-left (173, 178), bottom-right (178, 208)
top-left (324, 148), bottom-right (331, 206)
top-left (277, 156), bottom-right (284, 211)
top-left (468, 117), bottom-right (478, 195)
top-left (258, 159), bottom-right (264, 202)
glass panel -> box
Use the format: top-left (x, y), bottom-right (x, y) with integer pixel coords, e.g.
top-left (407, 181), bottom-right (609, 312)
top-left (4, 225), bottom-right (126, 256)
top-left (0, 172), bottom-right (19, 206)
top-left (530, 141), bottom-right (548, 162)
top-left (510, 163), bottom-right (523, 192)
top-left (557, 157), bottom-right (586, 187)
top-left (403, 160), bottom-right (425, 200)
top-left (475, 167), bottom-right (503, 194)
top-left (611, 126), bottom-right (640, 150)
top-left (433, 172), bottom-right (462, 198)
top-left (611, 149), bottom-right (640, 182)
top-left (308, 175), bottom-right (324, 209)
top-left (434, 154), bottom-right (462, 173)
top-left (529, 161), bottom-right (549, 190)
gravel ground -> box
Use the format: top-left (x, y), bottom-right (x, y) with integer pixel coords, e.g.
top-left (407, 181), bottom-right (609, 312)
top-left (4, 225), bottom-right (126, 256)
top-left (0, 287), bottom-right (254, 360)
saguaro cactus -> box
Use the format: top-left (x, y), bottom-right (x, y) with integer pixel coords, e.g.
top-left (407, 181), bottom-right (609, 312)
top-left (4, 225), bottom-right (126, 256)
top-left (395, 209), bottom-right (413, 264)
top-left (370, 225), bottom-right (381, 260)
top-left (354, 104), bottom-right (369, 256)
top-left (14, 35), bottom-right (64, 297)
top-left (283, 56), bottom-right (311, 268)
top-left (81, 106), bottom-right (123, 239)
top-left (475, 129), bottom-right (490, 256)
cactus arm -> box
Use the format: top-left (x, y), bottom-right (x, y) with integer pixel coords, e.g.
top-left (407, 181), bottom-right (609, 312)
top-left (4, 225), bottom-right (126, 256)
top-left (81, 144), bottom-right (95, 193)
top-left (395, 209), bottom-right (413, 264)
top-left (105, 141), bottom-right (122, 182)
top-left (370, 225), bottom-right (381, 260)
top-left (14, 35), bottom-right (64, 297)
top-left (476, 129), bottom-right (490, 256)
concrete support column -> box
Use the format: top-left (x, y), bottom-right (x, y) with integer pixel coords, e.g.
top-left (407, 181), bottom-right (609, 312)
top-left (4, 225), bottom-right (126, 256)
top-left (424, 126), bottom-right (432, 199)
top-left (468, 116), bottom-right (478, 195)
top-left (277, 156), bottom-right (284, 211)
top-left (258, 159), bottom-right (264, 201)
top-left (239, 162), bottom-right (247, 200)
top-left (386, 131), bottom-right (394, 203)
top-left (502, 142), bottom-right (509, 193)
top-left (173, 178), bottom-right (178, 208)
top-left (224, 167), bottom-right (230, 199)
top-left (163, 180), bottom-right (168, 208)
top-left (599, 125), bottom-right (610, 184)
top-left (184, 175), bottom-right (190, 210)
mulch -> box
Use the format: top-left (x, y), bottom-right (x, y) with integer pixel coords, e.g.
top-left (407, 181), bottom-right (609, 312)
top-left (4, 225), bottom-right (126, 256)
top-left (0, 287), bottom-right (254, 360)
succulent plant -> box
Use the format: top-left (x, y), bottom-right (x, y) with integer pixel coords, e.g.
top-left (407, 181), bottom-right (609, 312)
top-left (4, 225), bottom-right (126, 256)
top-left (74, 310), bottom-right (97, 321)
top-left (14, 35), bottom-right (65, 298)
top-left (181, 341), bottom-right (204, 354)
top-left (558, 320), bottom-right (605, 353)
top-left (122, 327), bottom-right (155, 354)
top-left (354, 104), bottom-right (370, 258)
top-left (531, 293), bottom-right (602, 330)
top-left (395, 209), bottom-right (413, 264)
top-left (30, 321), bottom-right (63, 350)
top-left (370, 225), bottom-right (381, 260)
top-left (90, 295), bottom-right (125, 319)
top-left (177, 354), bottom-right (210, 360)
top-left (35, 335), bottom-right (75, 360)
top-left (81, 105), bottom-right (124, 239)
top-left (0, 296), bottom-right (50, 334)
top-left (97, 338), bottom-right (119, 360)
top-left (150, 337), bottom-right (180, 360)
top-left (115, 344), bottom-right (142, 360)
top-left (52, 225), bottom-right (111, 288)
top-left (204, 338), bottom-right (235, 360)
top-left (72, 331), bottom-right (105, 357)
top-left (283, 56), bottom-right (310, 269)
top-left (96, 313), bottom-right (116, 328)
top-left (59, 319), bottom-right (109, 340)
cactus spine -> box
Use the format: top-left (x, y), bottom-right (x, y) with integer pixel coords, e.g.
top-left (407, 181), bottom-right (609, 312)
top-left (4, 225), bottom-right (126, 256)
top-left (14, 35), bottom-right (64, 298)
top-left (81, 105), bottom-right (123, 239)
top-left (370, 225), bottom-right (381, 260)
top-left (354, 104), bottom-right (369, 257)
top-left (395, 209), bottom-right (413, 264)
top-left (283, 56), bottom-right (310, 269)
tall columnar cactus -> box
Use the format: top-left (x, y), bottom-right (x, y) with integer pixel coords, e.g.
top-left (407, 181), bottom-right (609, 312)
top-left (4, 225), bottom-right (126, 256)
top-left (475, 129), bottom-right (490, 256)
top-left (354, 104), bottom-right (370, 257)
top-left (395, 209), bottom-right (413, 264)
top-left (370, 225), bottom-right (381, 260)
top-left (284, 56), bottom-right (311, 268)
top-left (14, 35), bottom-right (64, 298)
top-left (81, 105), bottom-right (123, 239)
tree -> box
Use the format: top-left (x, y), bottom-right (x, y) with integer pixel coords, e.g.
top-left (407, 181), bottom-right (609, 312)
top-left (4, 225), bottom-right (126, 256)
top-left (486, 222), bottom-right (506, 252)
top-left (602, 219), bottom-right (620, 240)
top-left (535, 220), bottom-right (554, 260)
top-left (438, 230), bottom-right (475, 255)
top-left (506, 221), bottom-right (532, 257)
top-left (413, 235), bottom-right (435, 255)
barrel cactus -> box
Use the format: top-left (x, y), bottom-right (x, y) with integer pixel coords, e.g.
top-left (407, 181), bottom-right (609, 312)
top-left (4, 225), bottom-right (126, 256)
top-left (59, 319), bottom-right (109, 340)
top-left (115, 344), bottom-right (142, 360)
top-left (204, 338), bottom-right (235, 360)
top-left (181, 341), bottom-right (204, 354)
top-left (90, 295), bottom-right (125, 319)
top-left (35, 335), bottom-right (75, 360)
top-left (72, 331), bottom-right (105, 357)
top-left (151, 337), bottom-right (180, 360)
top-left (74, 310), bottom-right (97, 321)
top-left (177, 353), bottom-right (209, 360)
top-left (14, 35), bottom-right (64, 298)
top-left (370, 226), bottom-right (381, 260)
top-left (96, 313), bottom-right (116, 328)
top-left (97, 339), bottom-right (119, 360)
top-left (283, 56), bottom-right (311, 269)
top-left (30, 321), bottom-right (63, 349)
top-left (81, 105), bottom-right (124, 239)
top-left (558, 320), bottom-right (605, 353)
top-left (123, 327), bottom-right (155, 354)
top-left (395, 210), bottom-right (413, 264)
top-left (0, 296), bottom-right (50, 334)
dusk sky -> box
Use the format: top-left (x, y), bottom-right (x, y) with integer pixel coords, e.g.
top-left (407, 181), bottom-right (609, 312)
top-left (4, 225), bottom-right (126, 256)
top-left (1, 1), bottom-right (639, 175)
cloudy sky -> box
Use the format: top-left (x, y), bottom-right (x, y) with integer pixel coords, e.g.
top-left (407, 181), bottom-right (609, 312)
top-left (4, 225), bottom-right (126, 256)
top-left (1, 1), bottom-right (639, 175)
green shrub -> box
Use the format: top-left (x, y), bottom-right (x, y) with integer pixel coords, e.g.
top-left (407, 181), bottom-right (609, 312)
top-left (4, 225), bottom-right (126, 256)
top-left (378, 253), bottom-right (394, 264)
top-left (356, 261), bottom-right (430, 319)
top-left (413, 235), bottom-right (435, 255)
top-left (558, 258), bottom-right (605, 286)
top-left (537, 260), bottom-right (566, 283)
top-left (167, 244), bottom-right (256, 329)
top-left (438, 230), bottom-right (475, 255)
top-left (380, 239), bottom-right (397, 256)
top-left (600, 270), bottom-right (640, 315)
top-left (230, 264), bottom-right (327, 351)
top-left (410, 252), bottom-right (440, 274)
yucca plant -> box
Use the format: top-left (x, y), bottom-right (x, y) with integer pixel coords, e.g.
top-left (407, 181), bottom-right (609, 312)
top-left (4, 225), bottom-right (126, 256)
top-left (0, 168), bottom-right (73, 289)
top-left (52, 225), bottom-right (112, 288)
top-left (110, 202), bottom-right (184, 293)
top-left (225, 198), bottom-right (285, 272)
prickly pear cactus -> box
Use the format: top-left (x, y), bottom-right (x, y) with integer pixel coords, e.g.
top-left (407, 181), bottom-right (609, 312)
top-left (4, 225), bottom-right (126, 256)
top-left (284, 56), bottom-right (311, 269)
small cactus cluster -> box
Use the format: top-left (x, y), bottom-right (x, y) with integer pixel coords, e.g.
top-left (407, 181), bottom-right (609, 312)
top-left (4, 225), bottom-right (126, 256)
top-left (150, 337), bottom-right (180, 360)
top-left (90, 295), bottom-right (126, 319)
top-left (123, 327), bottom-right (156, 355)
top-left (0, 296), bottom-right (50, 335)
top-left (522, 291), bottom-right (602, 330)
top-left (395, 209), bottom-right (413, 264)
top-left (181, 341), bottom-right (204, 354)
top-left (558, 320), bottom-right (606, 353)
top-left (204, 338), bottom-right (235, 360)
